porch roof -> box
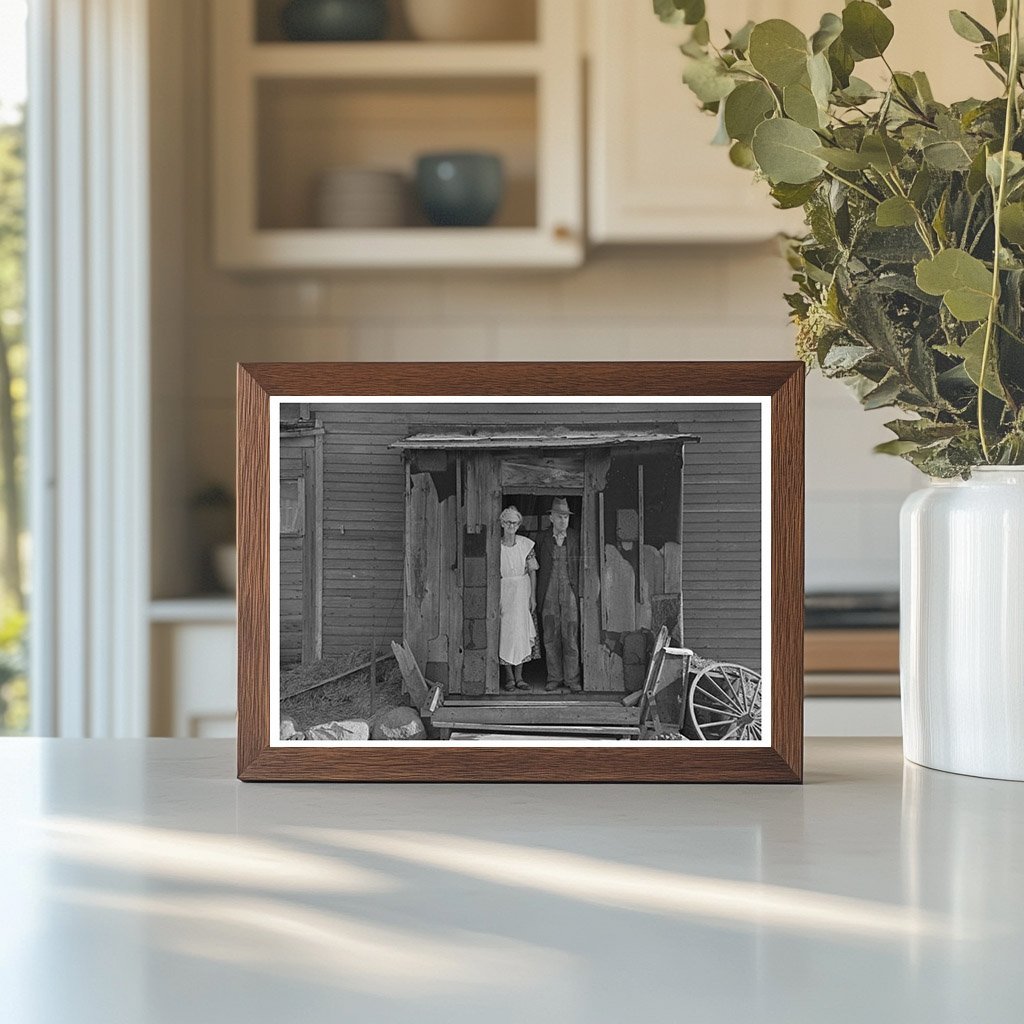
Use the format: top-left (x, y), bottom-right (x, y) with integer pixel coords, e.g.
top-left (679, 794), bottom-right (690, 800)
top-left (392, 429), bottom-right (701, 451)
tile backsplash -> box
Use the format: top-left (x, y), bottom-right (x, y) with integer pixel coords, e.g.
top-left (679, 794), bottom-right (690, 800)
top-left (181, 246), bottom-right (917, 594)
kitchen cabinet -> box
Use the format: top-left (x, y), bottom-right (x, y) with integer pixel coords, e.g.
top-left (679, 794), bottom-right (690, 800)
top-left (150, 600), bottom-right (237, 737)
top-left (211, 0), bottom-right (583, 269)
top-left (587, 0), bottom-right (812, 243)
top-left (586, 0), bottom-right (999, 244)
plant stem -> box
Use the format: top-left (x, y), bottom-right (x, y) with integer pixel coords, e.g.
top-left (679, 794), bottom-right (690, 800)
top-left (979, 0), bottom-right (1021, 462)
top-left (822, 167), bottom-right (880, 205)
top-left (884, 170), bottom-right (939, 254)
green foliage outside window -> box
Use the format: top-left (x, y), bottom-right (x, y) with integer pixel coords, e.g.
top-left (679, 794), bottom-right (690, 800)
top-left (0, 110), bottom-right (27, 733)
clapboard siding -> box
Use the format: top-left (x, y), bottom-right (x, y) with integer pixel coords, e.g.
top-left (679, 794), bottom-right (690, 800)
top-left (280, 401), bottom-right (762, 671)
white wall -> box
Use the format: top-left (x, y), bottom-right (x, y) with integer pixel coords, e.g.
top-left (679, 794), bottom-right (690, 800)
top-left (156, 0), bottom-right (921, 599)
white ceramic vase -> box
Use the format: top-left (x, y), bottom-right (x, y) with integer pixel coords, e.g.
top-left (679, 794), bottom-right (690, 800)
top-left (900, 467), bottom-right (1024, 780)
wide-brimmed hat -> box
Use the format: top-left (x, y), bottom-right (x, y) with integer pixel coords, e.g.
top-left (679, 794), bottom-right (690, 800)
top-left (549, 497), bottom-right (572, 516)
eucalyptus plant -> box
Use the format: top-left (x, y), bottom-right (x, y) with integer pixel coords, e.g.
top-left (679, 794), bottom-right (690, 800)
top-left (657, 0), bottom-right (1024, 476)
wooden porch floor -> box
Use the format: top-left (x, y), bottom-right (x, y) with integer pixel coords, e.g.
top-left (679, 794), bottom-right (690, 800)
top-left (430, 698), bottom-right (641, 733)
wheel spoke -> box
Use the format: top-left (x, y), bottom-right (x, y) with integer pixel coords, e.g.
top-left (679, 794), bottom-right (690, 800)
top-left (692, 700), bottom-right (740, 717)
top-left (718, 668), bottom-right (744, 713)
top-left (694, 677), bottom-right (746, 717)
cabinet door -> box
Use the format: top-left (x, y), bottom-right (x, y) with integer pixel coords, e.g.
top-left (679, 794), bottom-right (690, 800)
top-left (588, 0), bottom-right (999, 245)
top-left (587, 0), bottom-right (807, 242)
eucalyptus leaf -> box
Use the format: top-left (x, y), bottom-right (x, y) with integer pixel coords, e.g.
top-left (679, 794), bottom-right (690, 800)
top-left (986, 150), bottom-right (1024, 191)
top-left (939, 325), bottom-right (1006, 398)
top-left (683, 57), bottom-right (736, 104)
top-left (837, 76), bottom-right (879, 104)
top-left (752, 118), bottom-right (828, 184)
top-left (876, 197), bottom-right (918, 228)
top-left (724, 20), bottom-right (755, 53)
top-left (784, 80), bottom-right (825, 129)
top-left (967, 144), bottom-right (991, 194)
top-left (810, 12), bottom-right (843, 54)
top-left (1000, 203), bottom-right (1024, 245)
top-left (770, 180), bottom-right (820, 209)
top-left (827, 35), bottom-right (856, 89)
top-left (653, 0), bottom-right (705, 26)
top-left (748, 20), bottom-right (809, 87)
top-left (860, 133), bottom-right (904, 173)
top-left (948, 10), bottom-right (994, 44)
top-left (814, 146), bottom-right (872, 170)
top-left (711, 107), bottom-right (731, 145)
top-left (915, 249), bottom-right (994, 322)
top-left (729, 140), bottom-right (758, 169)
top-left (842, 1), bottom-right (895, 59)
top-left (808, 52), bottom-right (833, 109)
top-left (724, 81), bottom-right (775, 144)
top-left (913, 71), bottom-right (935, 104)
top-left (862, 374), bottom-right (903, 409)
top-left (922, 140), bottom-right (973, 171)
top-left (909, 165), bottom-right (933, 205)
top-left (874, 439), bottom-right (922, 455)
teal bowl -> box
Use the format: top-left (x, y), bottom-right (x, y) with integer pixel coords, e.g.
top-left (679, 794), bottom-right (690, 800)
top-left (281, 0), bottom-right (388, 42)
top-left (415, 153), bottom-right (505, 228)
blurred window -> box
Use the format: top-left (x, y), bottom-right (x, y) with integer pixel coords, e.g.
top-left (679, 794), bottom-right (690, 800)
top-left (0, 0), bottom-right (28, 734)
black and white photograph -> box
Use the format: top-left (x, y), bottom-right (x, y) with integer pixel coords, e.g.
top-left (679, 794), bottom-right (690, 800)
top-left (271, 397), bottom-right (769, 745)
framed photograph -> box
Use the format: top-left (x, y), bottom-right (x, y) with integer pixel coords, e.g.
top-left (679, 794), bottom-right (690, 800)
top-left (237, 362), bottom-right (803, 782)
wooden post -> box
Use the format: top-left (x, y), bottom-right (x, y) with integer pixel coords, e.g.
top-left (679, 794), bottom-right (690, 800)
top-left (369, 636), bottom-right (378, 716)
top-left (678, 444), bottom-right (686, 647)
top-left (637, 462), bottom-right (645, 611)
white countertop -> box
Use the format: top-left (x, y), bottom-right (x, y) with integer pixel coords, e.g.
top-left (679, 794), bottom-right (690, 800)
top-left (0, 738), bottom-right (1019, 1023)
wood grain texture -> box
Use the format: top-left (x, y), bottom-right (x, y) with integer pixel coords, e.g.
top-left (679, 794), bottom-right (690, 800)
top-left (237, 361), bottom-right (804, 783)
top-left (805, 629), bottom-right (899, 673)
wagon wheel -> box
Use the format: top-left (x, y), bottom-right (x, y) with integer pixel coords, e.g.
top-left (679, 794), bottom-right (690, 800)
top-left (688, 663), bottom-right (762, 741)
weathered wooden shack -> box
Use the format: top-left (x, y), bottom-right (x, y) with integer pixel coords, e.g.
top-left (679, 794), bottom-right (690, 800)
top-left (395, 429), bottom-right (698, 694)
top-left (279, 402), bottom-right (762, 683)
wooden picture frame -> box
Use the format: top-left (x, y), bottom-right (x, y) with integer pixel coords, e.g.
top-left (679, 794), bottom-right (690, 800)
top-left (237, 362), bottom-right (804, 782)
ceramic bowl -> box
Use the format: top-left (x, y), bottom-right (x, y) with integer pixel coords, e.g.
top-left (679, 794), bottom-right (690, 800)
top-left (415, 152), bottom-right (504, 227)
top-left (315, 168), bottom-right (407, 228)
top-left (281, 0), bottom-right (388, 42)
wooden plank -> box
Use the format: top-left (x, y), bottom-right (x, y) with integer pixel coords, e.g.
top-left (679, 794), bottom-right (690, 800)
top-left (678, 443), bottom-right (686, 646)
top-left (637, 462), bottom-right (649, 629)
top-left (447, 724), bottom-right (642, 737)
top-left (396, 430), bottom-right (700, 450)
top-left (390, 640), bottom-right (431, 710)
top-left (582, 451), bottom-right (605, 691)
top-left (603, 545), bottom-right (636, 632)
top-left (598, 490), bottom-right (607, 631)
top-left (301, 448), bottom-right (317, 664)
top-left (313, 424), bottom-right (324, 661)
top-left (483, 454), bottom-right (502, 695)
top-left (431, 703), bottom-right (641, 728)
top-left (500, 454), bottom-right (585, 491)
top-left (451, 455), bottom-right (464, 694)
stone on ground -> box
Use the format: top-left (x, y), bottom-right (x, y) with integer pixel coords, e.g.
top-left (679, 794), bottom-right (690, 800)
top-left (304, 719), bottom-right (371, 741)
top-left (371, 707), bottom-right (426, 740)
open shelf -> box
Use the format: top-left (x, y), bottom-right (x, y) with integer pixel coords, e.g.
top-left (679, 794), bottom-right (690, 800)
top-left (254, 0), bottom-right (539, 45)
top-left (249, 41), bottom-right (544, 77)
top-left (257, 77), bottom-right (537, 231)
top-left (212, 0), bottom-right (581, 268)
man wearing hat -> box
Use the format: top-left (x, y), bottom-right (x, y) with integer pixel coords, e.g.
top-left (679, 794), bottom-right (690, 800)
top-left (534, 497), bottom-right (582, 691)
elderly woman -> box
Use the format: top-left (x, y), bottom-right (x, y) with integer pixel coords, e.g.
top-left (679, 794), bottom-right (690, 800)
top-left (498, 505), bottom-right (539, 691)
